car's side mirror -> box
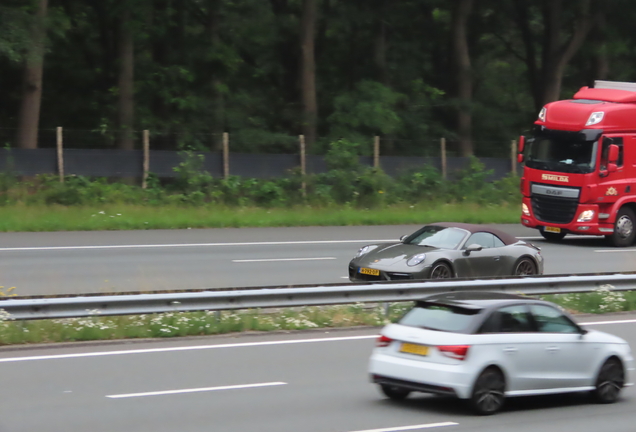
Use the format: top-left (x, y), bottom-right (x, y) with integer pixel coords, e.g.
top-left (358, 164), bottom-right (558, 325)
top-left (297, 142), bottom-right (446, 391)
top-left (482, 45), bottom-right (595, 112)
top-left (463, 244), bottom-right (483, 255)
top-left (579, 327), bottom-right (588, 336)
top-left (399, 235), bottom-right (407, 242)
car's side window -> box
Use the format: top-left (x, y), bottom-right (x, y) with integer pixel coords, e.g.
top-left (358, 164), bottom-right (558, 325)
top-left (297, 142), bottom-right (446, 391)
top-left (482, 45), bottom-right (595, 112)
top-left (530, 305), bottom-right (580, 333)
top-left (492, 236), bottom-right (505, 248)
top-left (465, 232), bottom-right (495, 249)
top-left (478, 305), bottom-right (533, 333)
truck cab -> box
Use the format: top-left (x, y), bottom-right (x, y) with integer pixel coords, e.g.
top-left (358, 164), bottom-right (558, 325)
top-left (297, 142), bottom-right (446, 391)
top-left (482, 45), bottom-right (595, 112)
top-left (520, 80), bottom-right (636, 247)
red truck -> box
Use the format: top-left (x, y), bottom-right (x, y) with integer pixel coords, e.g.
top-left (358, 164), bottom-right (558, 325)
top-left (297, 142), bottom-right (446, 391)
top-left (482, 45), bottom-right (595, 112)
top-left (519, 80), bottom-right (636, 247)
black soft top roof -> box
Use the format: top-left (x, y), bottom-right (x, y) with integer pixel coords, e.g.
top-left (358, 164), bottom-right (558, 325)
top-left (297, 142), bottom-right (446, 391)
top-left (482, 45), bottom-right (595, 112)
top-left (430, 222), bottom-right (520, 246)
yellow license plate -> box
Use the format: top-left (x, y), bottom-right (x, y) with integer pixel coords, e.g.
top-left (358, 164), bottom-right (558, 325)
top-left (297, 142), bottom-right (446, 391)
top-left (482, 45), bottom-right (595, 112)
top-left (400, 343), bottom-right (429, 356)
top-left (359, 267), bottom-right (380, 276)
top-left (545, 226), bottom-right (561, 233)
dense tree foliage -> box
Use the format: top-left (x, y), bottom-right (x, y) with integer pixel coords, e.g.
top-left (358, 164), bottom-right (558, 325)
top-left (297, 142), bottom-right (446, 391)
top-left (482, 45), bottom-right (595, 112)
top-left (1, 0), bottom-right (635, 156)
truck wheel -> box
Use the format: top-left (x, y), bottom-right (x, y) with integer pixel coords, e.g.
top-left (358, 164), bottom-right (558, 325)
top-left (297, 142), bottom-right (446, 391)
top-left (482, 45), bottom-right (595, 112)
top-left (607, 207), bottom-right (636, 247)
top-left (540, 231), bottom-right (566, 242)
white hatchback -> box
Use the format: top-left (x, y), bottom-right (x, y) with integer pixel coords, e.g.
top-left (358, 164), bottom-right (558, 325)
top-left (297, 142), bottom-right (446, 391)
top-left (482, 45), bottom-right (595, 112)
top-left (369, 292), bottom-right (634, 415)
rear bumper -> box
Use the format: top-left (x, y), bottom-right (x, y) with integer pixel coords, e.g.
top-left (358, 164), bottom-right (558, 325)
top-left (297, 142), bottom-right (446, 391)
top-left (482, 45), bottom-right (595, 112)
top-left (369, 352), bottom-right (473, 399)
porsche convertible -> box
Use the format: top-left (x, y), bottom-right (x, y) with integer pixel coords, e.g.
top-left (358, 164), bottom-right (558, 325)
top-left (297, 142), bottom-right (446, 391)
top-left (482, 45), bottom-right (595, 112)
top-left (349, 222), bottom-right (543, 281)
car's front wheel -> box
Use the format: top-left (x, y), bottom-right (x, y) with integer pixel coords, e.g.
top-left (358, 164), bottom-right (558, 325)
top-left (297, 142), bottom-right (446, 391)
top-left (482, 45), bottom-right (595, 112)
top-left (430, 262), bottom-right (453, 279)
top-left (470, 368), bottom-right (506, 415)
top-left (379, 384), bottom-right (411, 400)
top-left (593, 358), bottom-right (624, 404)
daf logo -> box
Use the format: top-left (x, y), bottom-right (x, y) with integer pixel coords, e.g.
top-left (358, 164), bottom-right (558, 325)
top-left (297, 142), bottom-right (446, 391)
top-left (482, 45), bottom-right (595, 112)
top-left (545, 189), bottom-right (563, 196)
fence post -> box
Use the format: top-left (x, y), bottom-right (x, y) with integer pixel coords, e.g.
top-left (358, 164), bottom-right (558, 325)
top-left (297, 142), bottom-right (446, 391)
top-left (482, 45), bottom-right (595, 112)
top-left (142, 130), bottom-right (149, 189)
top-left (374, 136), bottom-right (380, 169)
top-left (223, 132), bottom-right (229, 179)
top-left (440, 137), bottom-right (447, 180)
top-left (56, 127), bottom-right (64, 183)
top-left (299, 134), bottom-right (306, 198)
top-left (511, 139), bottom-right (517, 176)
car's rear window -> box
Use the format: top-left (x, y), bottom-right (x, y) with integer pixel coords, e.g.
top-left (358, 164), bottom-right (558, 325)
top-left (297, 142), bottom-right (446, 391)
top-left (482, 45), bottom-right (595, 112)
top-left (398, 303), bottom-right (482, 333)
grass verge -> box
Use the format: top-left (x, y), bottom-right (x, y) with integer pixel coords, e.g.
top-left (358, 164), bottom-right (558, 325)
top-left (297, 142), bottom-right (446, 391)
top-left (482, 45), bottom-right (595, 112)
top-left (0, 304), bottom-right (410, 346)
top-left (0, 203), bottom-right (519, 232)
top-left (0, 289), bottom-right (634, 347)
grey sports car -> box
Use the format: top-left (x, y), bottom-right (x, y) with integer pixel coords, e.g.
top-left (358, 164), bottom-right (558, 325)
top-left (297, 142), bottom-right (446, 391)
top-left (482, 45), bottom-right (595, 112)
top-left (349, 222), bottom-right (543, 282)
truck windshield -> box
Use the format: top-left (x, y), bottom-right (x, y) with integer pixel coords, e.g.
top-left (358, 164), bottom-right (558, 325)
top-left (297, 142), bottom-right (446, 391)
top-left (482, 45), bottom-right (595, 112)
top-left (525, 130), bottom-right (598, 174)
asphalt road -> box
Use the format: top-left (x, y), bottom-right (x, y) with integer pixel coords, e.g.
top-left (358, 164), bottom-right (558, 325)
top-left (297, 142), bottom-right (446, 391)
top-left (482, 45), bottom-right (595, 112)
top-left (0, 225), bottom-right (635, 295)
top-left (1, 314), bottom-right (636, 432)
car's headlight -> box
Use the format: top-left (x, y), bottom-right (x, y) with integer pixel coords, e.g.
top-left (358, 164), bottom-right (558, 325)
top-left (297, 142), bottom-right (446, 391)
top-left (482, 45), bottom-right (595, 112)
top-left (577, 210), bottom-right (595, 222)
top-left (355, 245), bottom-right (378, 258)
top-left (407, 253), bottom-right (427, 267)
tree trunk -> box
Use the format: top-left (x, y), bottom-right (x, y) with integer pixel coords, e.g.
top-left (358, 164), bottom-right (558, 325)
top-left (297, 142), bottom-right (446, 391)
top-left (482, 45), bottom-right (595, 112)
top-left (452, 0), bottom-right (473, 157)
top-left (299, 0), bottom-right (318, 150)
top-left (517, 0), bottom-right (593, 111)
top-left (16, 0), bottom-right (48, 150)
top-left (117, 6), bottom-right (135, 150)
top-left (208, 0), bottom-right (225, 150)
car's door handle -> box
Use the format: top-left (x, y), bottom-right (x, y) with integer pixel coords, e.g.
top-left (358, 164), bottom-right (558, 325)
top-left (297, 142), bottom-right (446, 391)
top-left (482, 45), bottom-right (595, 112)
top-left (494, 256), bottom-right (501, 261)
top-left (546, 346), bottom-right (560, 352)
top-left (503, 347), bottom-right (518, 353)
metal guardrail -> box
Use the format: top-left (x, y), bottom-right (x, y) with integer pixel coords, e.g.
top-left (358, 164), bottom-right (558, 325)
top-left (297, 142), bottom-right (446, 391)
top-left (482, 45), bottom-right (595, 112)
top-left (0, 272), bottom-right (635, 320)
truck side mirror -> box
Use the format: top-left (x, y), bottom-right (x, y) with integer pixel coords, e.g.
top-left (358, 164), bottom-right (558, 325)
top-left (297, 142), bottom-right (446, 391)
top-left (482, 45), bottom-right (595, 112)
top-left (518, 136), bottom-right (525, 153)
top-left (608, 162), bottom-right (617, 173)
top-left (517, 154), bottom-right (524, 163)
top-left (608, 144), bottom-right (619, 164)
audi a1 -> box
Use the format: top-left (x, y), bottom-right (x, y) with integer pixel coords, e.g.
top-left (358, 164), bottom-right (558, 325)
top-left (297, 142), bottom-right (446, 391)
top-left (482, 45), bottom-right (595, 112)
top-left (369, 292), bottom-right (634, 415)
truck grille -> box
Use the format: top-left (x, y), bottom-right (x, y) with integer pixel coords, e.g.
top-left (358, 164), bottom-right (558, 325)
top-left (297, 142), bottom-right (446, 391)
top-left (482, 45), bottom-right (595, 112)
top-left (531, 194), bottom-right (578, 224)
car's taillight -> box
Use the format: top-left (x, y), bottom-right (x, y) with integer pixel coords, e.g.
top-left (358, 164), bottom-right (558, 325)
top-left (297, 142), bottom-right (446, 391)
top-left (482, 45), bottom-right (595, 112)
top-left (437, 345), bottom-right (470, 360)
top-left (376, 335), bottom-right (392, 347)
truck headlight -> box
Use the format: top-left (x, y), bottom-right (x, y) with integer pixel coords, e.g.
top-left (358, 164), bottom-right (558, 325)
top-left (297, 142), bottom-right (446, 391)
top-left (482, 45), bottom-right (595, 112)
top-left (522, 203), bottom-right (531, 216)
top-left (407, 254), bottom-right (427, 267)
top-left (577, 210), bottom-right (595, 222)
top-left (586, 112), bottom-right (604, 126)
top-left (538, 107), bottom-right (547, 122)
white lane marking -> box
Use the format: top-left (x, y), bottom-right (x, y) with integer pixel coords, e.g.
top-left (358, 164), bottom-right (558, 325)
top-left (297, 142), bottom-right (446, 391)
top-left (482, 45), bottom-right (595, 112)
top-left (2, 316), bottom-right (634, 364)
top-left (583, 318), bottom-right (636, 326)
top-left (0, 240), bottom-right (394, 252)
top-left (519, 235), bottom-right (599, 240)
top-left (0, 235), bottom-right (597, 252)
top-left (0, 335), bottom-right (377, 363)
top-left (106, 381), bottom-right (286, 399)
top-left (233, 257), bottom-right (336, 263)
top-left (348, 423), bottom-right (458, 432)
top-left (594, 249), bottom-right (636, 253)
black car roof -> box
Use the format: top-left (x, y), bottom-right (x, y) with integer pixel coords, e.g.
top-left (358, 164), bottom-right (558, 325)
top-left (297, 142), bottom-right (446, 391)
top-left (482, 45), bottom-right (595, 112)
top-left (416, 291), bottom-right (535, 309)
top-left (429, 222), bottom-right (520, 246)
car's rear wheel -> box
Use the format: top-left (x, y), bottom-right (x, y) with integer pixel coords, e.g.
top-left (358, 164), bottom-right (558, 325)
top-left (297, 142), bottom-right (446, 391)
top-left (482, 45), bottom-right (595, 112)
top-left (470, 368), bottom-right (505, 415)
top-left (607, 207), bottom-right (636, 247)
top-left (593, 358), bottom-right (624, 404)
top-left (430, 262), bottom-right (453, 279)
top-left (513, 257), bottom-right (537, 276)
top-left (540, 231), bottom-right (566, 242)
top-left (379, 384), bottom-right (411, 400)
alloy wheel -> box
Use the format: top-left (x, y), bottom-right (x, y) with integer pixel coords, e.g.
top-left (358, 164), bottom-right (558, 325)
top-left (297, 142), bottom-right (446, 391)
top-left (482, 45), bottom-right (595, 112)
top-left (514, 259), bottom-right (536, 276)
top-left (430, 263), bottom-right (452, 279)
top-left (595, 359), bottom-right (624, 403)
top-left (471, 369), bottom-right (505, 415)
